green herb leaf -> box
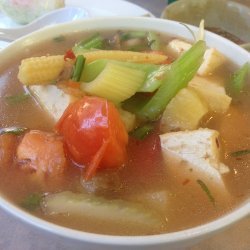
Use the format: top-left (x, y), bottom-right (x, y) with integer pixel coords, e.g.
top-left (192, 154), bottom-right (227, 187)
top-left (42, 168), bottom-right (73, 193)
top-left (53, 35), bottom-right (66, 42)
top-left (5, 93), bottom-right (30, 105)
top-left (230, 149), bottom-right (250, 157)
top-left (0, 127), bottom-right (28, 135)
top-left (197, 179), bottom-right (215, 205)
top-left (120, 31), bottom-right (146, 41)
top-left (130, 123), bottom-right (154, 140)
top-left (21, 193), bottom-right (42, 211)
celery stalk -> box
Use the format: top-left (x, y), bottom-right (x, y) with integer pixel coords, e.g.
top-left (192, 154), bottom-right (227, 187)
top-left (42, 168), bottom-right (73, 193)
top-left (81, 59), bottom-right (164, 92)
top-left (137, 40), bottom-right (206, 121)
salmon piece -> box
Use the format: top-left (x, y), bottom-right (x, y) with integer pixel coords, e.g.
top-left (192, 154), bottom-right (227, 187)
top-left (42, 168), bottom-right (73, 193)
top-left (0, 134), bottom-right (18, 168)
top-left (17, 130), bottom-right (67, 179)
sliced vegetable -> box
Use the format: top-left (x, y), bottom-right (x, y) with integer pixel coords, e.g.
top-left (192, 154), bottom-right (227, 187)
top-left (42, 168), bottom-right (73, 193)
top-left (197, 179), bottom-right (215, 205)
top-left (81, 62), bottom-right (146, 103)
top-left (71, 55), bottom-right (86, 82)
top-left (21, 193), bottom-right (42, 211)
top-left (0, 127), bottom-right (28, 135)
top-left (81, 59), bottom-right (158, 82)
top-left (81, 58), bottom-right (164, 93)
top-left (130, 123), bottom-right (154, 140)
top-left (5, 93), bottom-right (30, 105)
top-left (42, 191), bottom-right (166, 231)
top-left (76, 49), bottom-right (168, 64)
top-left (56, 96), bottom-right (128, 179)
top-left (72, 33), bottom-right (104, 54)
top-left (230, 149), bottom-right (250, 157)
top-left (227, 62), bottom-right (249, 96)
top-left (138, 40), bottom-right (206, 121)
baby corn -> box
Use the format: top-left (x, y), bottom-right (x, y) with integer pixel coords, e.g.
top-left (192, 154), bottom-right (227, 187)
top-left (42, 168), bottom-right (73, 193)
top-left (18, 55), bottom-right (65, 85)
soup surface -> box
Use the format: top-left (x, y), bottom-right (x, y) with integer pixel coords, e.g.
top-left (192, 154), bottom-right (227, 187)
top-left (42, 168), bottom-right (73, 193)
top-left (0, 29), bottom-right (249, 236)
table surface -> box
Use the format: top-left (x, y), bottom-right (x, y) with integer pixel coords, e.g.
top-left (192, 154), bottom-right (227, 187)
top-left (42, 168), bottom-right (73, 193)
top-left (0, 1), bottom-right (249, 250)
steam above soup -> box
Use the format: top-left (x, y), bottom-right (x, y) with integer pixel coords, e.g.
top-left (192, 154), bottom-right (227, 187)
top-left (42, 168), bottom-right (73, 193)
top-left (0, 28), bottom-right (249, 236)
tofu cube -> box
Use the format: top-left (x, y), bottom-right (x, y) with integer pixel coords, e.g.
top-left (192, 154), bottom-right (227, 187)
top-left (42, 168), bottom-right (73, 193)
top-left (166, 39), bottom-right (225, 76)
top-left (166, 39), bottom-right (192, 58)
top-left (198, 48), bottom-right (226, 76)
top-left (29, 85), bottom-right (79, 122)
top-left (160, 129), bottom-right (230, 196)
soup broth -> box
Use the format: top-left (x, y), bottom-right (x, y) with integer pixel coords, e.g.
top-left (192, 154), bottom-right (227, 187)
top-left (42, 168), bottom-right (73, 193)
top-left (0, 30), bottom-right (249, 236)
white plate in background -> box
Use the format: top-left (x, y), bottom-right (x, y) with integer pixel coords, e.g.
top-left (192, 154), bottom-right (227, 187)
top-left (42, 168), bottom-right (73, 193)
top-left (0, 0), bottom-right (154, 47)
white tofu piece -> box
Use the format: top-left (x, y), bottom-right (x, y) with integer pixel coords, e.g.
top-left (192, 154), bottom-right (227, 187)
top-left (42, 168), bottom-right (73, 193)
top-left (189, 76), bottom-right (232, 114)
top-left (166, 40), bottom-right (225, 76)
top-left (166, 39), bottom-right (192, 58)
top-left (198, 48), bottom-right (226, 76)
top-left (29, 85), bottom-right (78, 122)
top-left (160, 129), bottom-right (230, 196)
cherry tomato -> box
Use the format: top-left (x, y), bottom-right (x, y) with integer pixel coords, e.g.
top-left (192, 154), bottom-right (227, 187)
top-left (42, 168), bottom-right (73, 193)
top-left (56, 96), bottom-right (128, 179)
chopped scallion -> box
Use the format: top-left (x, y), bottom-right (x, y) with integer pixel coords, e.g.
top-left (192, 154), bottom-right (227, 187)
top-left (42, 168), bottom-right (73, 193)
top-left (21, 193), bottom-right (42, 211)
top-left (197, 179), bottom-right (215, 205)
top-left (71, 55), bottom-right (86, 82)
top-left (5, 93), bottom-right (30, 105)
top-left (0, 127), bottom-right (28, 135)
top-left (230, 149), bottom-right (250, 157)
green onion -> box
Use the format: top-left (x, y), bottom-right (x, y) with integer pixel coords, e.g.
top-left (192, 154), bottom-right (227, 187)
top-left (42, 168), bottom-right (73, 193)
top-left (227, 62), bottom-right (249, 96)
top-left (71, 55), bottom-right (86, 82)
top-left (120, 31), bottom-right (146, 41)
top-left (130, 123), bottom-right (154, 140)
top-left (21, 193), bottom-right (42, 211)
top-left (197, 179), bottom-right (215, 205)
top-left (73, 33), bottom-right (104, 54)
top-left (230, 149), bottom-right (250, 157)
top-left (137, 40), bottom-right (206, 121)
top-left (5, 93), bottom-right (30, 105)
top-left (147, 31), bottom-right (161, 51)
top-left (0, 127), bottom-right (28, 135)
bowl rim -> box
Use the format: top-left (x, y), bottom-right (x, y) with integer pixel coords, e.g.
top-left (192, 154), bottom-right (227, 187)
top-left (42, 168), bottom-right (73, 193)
top-left (0, 17), bottom-right (249, 246)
